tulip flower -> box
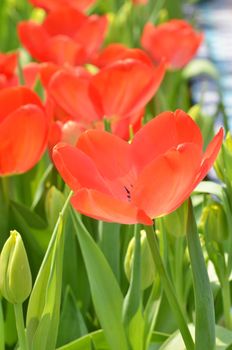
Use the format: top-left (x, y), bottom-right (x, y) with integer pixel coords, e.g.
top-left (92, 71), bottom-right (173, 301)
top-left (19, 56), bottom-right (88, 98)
top-left (53, 110), bottom-right (223, 225)
top-left (18, 8), bottom-right (108, 66)
top-left (0, 86), bottom-right (48, 176)
top-left (48, 58), bottom-right (165, 141)
top-left (29, 0), bottom-right (96, 12)
top-left (141, 19), bottom-right (203, 69)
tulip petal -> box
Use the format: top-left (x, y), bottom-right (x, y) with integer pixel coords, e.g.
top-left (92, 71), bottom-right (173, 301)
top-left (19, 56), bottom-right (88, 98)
top-left (0, 87), bottom-right (43, 123)
top-left (132, 143), bottom-right (202, 218)
top-left (89, 59), bottom-right (165, 118)
top-left (52, 143), bottom-right (110, 193)
top-left (18, 22), bottom-right (50, 62)
top-left (0, 105), bottom-right (48, 175)
top-left (48, 36), bottom-right (86, 65)
top-left (43, 8), bottom-right (86, 37)
top-left (195, 127), bottom-right (224, 184)
top-left (71, 189), bottom-right (152, 225)
top-left (49, 71), bottom-right (99, 123)
top-left (77, 130), bottom-right (134, 180)
top-left (132, 110), bottom-right (203, 171)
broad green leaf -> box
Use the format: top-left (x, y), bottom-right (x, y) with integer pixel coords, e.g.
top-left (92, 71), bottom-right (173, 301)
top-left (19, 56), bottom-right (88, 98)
top-left (26, 191), bottom-right (72, 350)
top-left (57, 330), bottom-right (108, 350)
top-left (71, 211), bottom-right (128, 350)
top-left (26, 218), bottom-right (65, 350)
top-left (186, 200), bottom-right (215, 350)
top-left (57, 286), bottom-right (88, 347)
top-left (98, 221), bottom-right (121, 282)
top-left (194, 181), bottom-right (223, 198)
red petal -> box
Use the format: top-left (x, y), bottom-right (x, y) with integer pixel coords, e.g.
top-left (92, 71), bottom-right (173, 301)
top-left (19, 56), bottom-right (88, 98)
top-left (29, 0), bottom-right (96, 11)
top-left (18, 22), bottom-right (50, 62)
top-left (132, 110), bottom-right (203, 171)
top-left (48, 36), bottom-right (86, 65)
top-left (93, 44), bottom-right (153, 68)
top-left (0, 52), bottom-right (18, 78)
top-left (49, 71), bottom-right (99, 123)
top-left (132, 143), bottom-right (202, 218)
top-left (195, 127), bottom-right (224, 184)
top-left (89, 59), bottom-right (165, 118)
top-left (0, 86), bottom-right (44, 122)
top-left (74, 15), bottom-right (108, 59)
top-left (0, 105), bottom-right (48, 175)
top-left (43, 8), bottom-right (86, 37)
top-left (52, 142), bottom-right (110, 193)
top-left (71, 189), bottom-right (152, 225)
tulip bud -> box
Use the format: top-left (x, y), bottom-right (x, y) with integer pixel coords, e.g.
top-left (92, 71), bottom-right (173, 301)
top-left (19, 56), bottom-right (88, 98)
top-left (200, 203), bottom-right (229, 242)
top-left (0, 231), bottom-right (32, 304)
top-left (124, 230), bottom-right (156, 290)
top-left (214, 132), bottom-right (232, 183)
top-left (162, 201), bottom-right (188, 237)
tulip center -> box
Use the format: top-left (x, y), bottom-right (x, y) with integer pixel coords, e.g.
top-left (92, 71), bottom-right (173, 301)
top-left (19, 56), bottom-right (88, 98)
top-left (124, 185), bottom-right (133, 201)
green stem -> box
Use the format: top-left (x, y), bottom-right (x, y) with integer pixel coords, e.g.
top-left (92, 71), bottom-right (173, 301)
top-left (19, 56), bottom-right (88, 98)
top-left (0, 299), bottom-right (5, 350)
top-left (221, 277), bottom-right (232, 330)
top-left (14, 303), bottom-right (28, 350)
top-left (144, 224), bottom-right (194, 350)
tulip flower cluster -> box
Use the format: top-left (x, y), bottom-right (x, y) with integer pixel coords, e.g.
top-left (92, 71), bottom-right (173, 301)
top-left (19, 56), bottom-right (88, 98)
top-left (0, 1), bottom-right (230, 350)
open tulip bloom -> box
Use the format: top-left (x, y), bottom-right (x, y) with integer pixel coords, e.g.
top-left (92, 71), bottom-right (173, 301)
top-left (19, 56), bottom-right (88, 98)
top-left (53, 110), bottom-right (223, 225)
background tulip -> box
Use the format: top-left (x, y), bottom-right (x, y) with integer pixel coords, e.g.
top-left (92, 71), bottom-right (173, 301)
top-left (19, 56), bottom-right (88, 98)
top-left (0, 86), bottom-right (48, 176)
top-left (141, 19), bottom-right (203, 69)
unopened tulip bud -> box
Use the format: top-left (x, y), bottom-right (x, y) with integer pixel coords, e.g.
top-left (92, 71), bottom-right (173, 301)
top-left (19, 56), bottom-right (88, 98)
top-left (0, 231), bottom-right (32, 304)
top-left (214, 132), bottom-right (232, 183)
top-left (162, 201), bottom-right (188, 237)
top-left (200, 203), bottom-right (228, 242)
top-left (124, 230), bottom-right (156, 290)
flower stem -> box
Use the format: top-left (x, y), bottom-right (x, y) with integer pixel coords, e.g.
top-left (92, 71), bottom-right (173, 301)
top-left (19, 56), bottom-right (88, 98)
top-left (0, 299), bottom-right (5, 350)
top-left (144, 224), bottom-right (194, 350)
top-left (14, 303), bottom-right (28, 350)
top-left (221, 277), bottom-right (232, 330)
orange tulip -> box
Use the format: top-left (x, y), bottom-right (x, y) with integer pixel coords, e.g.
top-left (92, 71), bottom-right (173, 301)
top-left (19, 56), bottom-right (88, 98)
top-left (29, 0), bottom-right (96, 12)
top-left (0, 87), bottom-right (48, 175)
top-left (18, 8), bottom-right (108, 66)
top-left (53, 110), bottom-right (223, 225)
top-left (141, 19), bottom-right (203, 69)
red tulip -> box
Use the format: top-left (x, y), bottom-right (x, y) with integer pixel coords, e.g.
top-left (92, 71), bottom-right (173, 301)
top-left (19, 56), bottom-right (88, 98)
top-left (53, 110), bottom-right (223, 225)
top-left (29, 0), bottom-right (96, 12)
top-left (0, 87), bottom-right (48, 175)
top-left (48, 58), bottom-right (165, 141)
top-left (132, 0), bottom-right (148, 4)
top-left (18, 8), bottom-right (108, 65)
top-left (141, 20), bottom-right (203, 69)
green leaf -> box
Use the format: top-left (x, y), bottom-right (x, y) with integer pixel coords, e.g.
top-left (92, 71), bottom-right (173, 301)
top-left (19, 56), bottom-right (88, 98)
top-left (159, 325), bottom-right (232, 350)
top-left (26, 217), bottom-right (65, 350)
top-left (57, 286), bottom-right (88, 347)
top-left (26, 191), bottom-right (72, 350)
top-left (45, 186), bottom-right (65, 229)
top-left (57, 330), bottom-right (108, 350)
top-left (186, 200), bottom-right (215, 350)
top-left (71, 211), bottom-right (129, 350)
top-left (194, 181), bottom-right (223, 198)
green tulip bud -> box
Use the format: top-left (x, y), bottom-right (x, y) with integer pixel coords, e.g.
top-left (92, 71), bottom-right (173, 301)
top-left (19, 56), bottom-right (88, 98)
top-left (124, 230), bottom-right (156, 290)
top-left (162, 201), bottom-right (188, 237)
top-left (0, 231), bottom-right (32, 304)
top-left (214, 132), bottom-right (232, 183)
top-left (200, 203), bottom-right (229, 242)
